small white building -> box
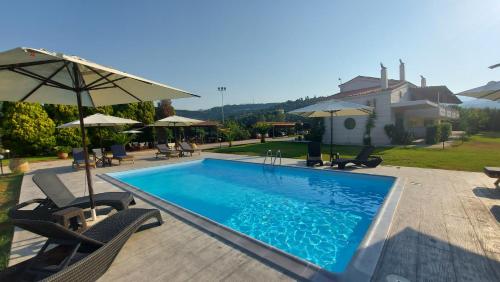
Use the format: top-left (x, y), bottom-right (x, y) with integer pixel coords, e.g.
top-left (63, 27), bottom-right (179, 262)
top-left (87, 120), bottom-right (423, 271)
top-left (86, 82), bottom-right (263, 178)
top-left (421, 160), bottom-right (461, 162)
top-left (323, 61), bottom-right (461, 145)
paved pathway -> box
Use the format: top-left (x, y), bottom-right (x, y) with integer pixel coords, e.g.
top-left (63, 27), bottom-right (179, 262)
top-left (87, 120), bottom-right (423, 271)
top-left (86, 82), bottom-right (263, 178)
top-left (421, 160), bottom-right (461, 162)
top-left (8, 152), bottom-right (500, 281)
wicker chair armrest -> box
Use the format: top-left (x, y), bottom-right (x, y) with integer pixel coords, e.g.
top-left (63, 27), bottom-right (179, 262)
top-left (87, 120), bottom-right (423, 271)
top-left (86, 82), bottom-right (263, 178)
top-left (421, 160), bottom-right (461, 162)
top-left (12, 198), bottom-right (47, 210)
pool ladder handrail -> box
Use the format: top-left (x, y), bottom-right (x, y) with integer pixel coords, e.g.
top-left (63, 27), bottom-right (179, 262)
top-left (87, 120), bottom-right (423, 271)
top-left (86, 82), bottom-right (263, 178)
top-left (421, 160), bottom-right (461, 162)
top-left (263, 149), bottom-right (281, 166)
top-left (273, 150), bottom-right (282, 166)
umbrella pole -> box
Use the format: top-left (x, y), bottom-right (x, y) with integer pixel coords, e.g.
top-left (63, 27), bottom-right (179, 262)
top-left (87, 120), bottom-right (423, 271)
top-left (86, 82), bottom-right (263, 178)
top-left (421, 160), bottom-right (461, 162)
top-left (99, 126), bottom-right (103, 152)
top-left (74, 64), bottom-right (97, 221)
top-left (330, 111), bottom-right (333, 164)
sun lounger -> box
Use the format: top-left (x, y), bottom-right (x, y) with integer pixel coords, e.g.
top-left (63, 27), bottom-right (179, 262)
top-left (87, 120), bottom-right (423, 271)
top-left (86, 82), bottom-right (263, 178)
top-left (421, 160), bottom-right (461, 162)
top-left (155, 144), bottom-right (180, 159)
top-left (484, 167), bottom-right (500, 187)
top-left (32, 173), bottom-right (135, 212)
top-left (72, 148), bottom-right (96, 169)
top-left (110, 144), bottom-right (135, 165)
top-left (331, 146), bottom-right (383, 169)
top-left (1, 208), bottom-right (163, 282)
top-left (306, 142), bottom-right (324, 167)
top-left (179, 142), bottom-right (201, 157)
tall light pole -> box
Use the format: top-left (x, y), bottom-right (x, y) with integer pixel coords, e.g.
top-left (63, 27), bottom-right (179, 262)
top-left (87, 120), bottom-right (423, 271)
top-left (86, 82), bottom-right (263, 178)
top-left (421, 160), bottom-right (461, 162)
top-left (217, 86), bottom-right (226, 124)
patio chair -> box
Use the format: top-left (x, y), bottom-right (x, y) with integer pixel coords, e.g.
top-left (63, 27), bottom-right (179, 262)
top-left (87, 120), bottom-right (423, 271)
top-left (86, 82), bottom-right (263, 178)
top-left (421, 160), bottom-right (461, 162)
top-left (31, 173), bottom-right (136, 212)
top-left (91, 148), bottom-right (108, 167)
top-left (72, 148), bottom-right (96, 170)
top-left (306, 142), bottom-right (323, 167)
top-left (110, 144), bottom-right (135, 165)
top-left (179, 141), bottom-right (201, 157)
top-left (155, 144), bottom-right (180, 159)
top-left (331, 146), bottom-right (383, 169)
top-left (1, 208), bottom-right (163, 282)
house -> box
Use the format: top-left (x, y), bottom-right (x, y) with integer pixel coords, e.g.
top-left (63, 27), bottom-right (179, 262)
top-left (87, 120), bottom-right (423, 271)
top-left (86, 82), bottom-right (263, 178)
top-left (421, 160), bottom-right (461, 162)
top-left (323, 60), bottom-right (461, 145)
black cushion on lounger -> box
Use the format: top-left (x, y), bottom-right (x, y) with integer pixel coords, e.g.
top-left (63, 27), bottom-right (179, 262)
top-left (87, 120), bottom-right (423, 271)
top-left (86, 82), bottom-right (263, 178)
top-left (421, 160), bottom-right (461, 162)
top-left (111, 145), bottom-right (132, 158)
top-left (306, 142), bottom-right (323, 166)
top-left (32, 173), bottom-right (135, 211)
top-left (332, 146), bottom-right (380, 169)
top-left (2, 208), bottom-right (163, 282)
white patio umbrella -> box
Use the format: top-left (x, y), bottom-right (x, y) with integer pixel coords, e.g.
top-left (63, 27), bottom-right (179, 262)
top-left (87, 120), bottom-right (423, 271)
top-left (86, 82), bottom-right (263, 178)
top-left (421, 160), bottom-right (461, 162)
top-left (289, 99), bottom-right (372, 162)
top-left (57, 113), bottom-right (141, 149)
top-left (0, 47), bottom-right (198, 220)
top-left (121, 130), bottom-right (143, 134)
top-left (458, 81), bottom-right (500, 101)
top-left (151, 115), bottom-right (203, 141)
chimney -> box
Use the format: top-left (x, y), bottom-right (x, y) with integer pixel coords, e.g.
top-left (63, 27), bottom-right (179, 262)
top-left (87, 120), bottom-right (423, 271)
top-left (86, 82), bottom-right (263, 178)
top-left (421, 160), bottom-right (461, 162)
top-left (420, 75), bottom-right (427, 87)
top-left (380, 63), bottom-right (388, 89)
top-left (399, 59), bottom-right (405, 81)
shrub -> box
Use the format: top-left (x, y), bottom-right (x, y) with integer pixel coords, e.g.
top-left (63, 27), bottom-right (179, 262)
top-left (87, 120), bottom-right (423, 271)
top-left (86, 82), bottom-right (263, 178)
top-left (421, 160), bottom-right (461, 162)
top-left (384, 124), bottom-right (413, 145)
top-left (1, 102), bottom-right (56, 156)
top-left (304, 119), bottom-right (324, 142)
top-left (111, 133), bottom-right (133, 145)
top-left (425, 125), bottom-right (441, 144)
top-left (440, 122), bottom-right (452, 142)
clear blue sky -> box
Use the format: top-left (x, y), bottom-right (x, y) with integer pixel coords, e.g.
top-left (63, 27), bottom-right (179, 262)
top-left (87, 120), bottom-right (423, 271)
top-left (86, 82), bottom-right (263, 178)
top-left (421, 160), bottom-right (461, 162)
top-left (1, 0), bottom-right (499, 110)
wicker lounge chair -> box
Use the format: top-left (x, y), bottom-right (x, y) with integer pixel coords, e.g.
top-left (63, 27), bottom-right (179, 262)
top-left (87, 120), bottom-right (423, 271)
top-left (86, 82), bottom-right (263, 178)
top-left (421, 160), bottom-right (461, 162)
top-left (72, 148), bottom-right (96, 169)
top-left (32, 173), bottom-right (135, 212)
top-left (110, 144), bottom-right (135, 165)
top-left (306, 142), bottom-right (324, 167)
top-left (179, 142), bottom-right (201, 157)
top-left (331, 146), bottom-right (383, 169)
top-left (1, 208), bottom-right (163, 282)
top-left (155, 144), bottom-right (180, 159)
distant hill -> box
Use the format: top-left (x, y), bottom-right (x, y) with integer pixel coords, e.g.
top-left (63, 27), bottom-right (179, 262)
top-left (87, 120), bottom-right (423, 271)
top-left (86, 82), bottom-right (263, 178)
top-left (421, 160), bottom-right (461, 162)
top-left (459, 99), bottom-right (500, 109)
top-left (176, 95), bottom-right (334, 121)
top-left (176, 103), bottom-right (279, 120)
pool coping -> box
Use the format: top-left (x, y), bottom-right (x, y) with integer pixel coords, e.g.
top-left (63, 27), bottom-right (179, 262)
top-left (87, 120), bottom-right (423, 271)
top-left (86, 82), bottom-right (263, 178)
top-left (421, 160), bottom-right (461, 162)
top-left (99, 158), bottom-right (405, 282)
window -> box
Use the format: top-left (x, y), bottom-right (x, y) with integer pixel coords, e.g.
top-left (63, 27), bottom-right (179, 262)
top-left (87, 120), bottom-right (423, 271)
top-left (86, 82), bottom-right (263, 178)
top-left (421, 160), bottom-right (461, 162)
top-left (344, 118), bottom-right (356, 130)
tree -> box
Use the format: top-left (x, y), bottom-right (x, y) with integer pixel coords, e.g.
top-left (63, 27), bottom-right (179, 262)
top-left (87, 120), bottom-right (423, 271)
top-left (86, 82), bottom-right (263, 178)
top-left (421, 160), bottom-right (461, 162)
top-left (44, 104), bottom-right (82, 148)
top-left (253, 122), bottom-right (271, 143)
top-left (158, 99), bottom-right (175, 118)
top-left (2, 102), bottom-right (56, 156)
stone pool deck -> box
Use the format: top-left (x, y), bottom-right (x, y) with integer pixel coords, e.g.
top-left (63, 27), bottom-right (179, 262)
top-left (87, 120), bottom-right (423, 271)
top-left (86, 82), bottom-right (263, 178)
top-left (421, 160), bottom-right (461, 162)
top-left (8, 151), bottom-right (500, 281)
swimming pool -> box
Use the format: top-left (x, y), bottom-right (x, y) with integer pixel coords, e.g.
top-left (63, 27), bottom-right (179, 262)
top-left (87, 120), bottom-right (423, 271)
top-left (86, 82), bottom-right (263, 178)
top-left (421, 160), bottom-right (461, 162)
top-left (107, 158), bottom-right (395, 274)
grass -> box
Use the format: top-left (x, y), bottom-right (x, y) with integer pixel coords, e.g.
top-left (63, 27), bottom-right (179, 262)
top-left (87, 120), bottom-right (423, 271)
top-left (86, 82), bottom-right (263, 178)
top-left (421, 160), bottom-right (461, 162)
top-left (1, 155), bottom-right (60, 167)
top-left (0, 174), bottom-right (23, 270)
top-left (210, 132), bottom-right (500, 172)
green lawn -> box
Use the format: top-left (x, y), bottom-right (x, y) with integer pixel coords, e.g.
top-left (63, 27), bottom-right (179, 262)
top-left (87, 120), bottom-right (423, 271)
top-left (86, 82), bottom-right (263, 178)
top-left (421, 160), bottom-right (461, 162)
top-left (0, 156), bottom-right (60, 167)
top-left (210, 133), bottom-right (500, 172)
top-left (0, 174), bottom-right (23, 270)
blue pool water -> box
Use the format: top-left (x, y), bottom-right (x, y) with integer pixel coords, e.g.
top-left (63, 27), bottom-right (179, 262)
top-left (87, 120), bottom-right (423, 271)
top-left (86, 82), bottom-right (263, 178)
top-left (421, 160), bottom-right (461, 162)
top-left (108, 159), bottom-right (394, 272)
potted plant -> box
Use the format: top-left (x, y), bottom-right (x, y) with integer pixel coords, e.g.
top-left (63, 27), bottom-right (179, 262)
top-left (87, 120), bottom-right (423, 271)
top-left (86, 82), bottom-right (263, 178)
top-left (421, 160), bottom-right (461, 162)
top-left (9, 157), bottom-right (29, 173)
top-left (54, 146), bottom-right (71, 159)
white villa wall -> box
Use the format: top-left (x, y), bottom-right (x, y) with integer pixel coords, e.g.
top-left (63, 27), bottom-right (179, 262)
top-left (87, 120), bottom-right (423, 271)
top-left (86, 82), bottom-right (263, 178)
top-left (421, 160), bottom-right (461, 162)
top-left (322, 92), bottom-right (393, 146)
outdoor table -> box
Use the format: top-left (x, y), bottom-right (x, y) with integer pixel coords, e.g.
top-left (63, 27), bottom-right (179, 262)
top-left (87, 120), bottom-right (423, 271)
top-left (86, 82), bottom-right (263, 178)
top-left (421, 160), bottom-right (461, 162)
top-left (51, 207), bottom-right (87, 231)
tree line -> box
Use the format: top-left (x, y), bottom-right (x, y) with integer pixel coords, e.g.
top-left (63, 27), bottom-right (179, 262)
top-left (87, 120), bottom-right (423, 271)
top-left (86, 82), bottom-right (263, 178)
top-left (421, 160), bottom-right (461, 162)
top-left (0, 100), bottom-right (176, 156)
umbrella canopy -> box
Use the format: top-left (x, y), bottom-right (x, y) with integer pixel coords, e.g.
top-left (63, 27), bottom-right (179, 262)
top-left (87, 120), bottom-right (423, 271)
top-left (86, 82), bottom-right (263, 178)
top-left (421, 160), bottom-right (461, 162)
top-left (289, 99), bottom-right (372, 117)
top-left (458, 81), bottom-right (500, 101)
top-left (152, 115), bottom-right (204, 127)
top-left (289, 99), bottom-right (372, 162)
top-left (121, 130), bottom-right (143, 134)
top-left (57, 113), bottom-right (140, 128)
top-left (0, 47), bottom-right (198, 219)
top-left (0, 47), bottom-right (198, 105)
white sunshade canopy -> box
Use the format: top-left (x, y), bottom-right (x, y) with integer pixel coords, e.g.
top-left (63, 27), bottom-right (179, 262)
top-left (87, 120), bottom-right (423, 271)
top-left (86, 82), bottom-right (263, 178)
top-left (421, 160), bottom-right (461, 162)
top-left (121, 130), bottom-right (143, 134)
top-left (288, 99), bottom-right (373, 117)
top-left (0, 47), bottom-right (198, 106)
top-left (152, 115), bottom-right (204, 127)
top-left (57, 113), bottom-right (140, 128)
top-left (458, 81), bottom-right (500, 101)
